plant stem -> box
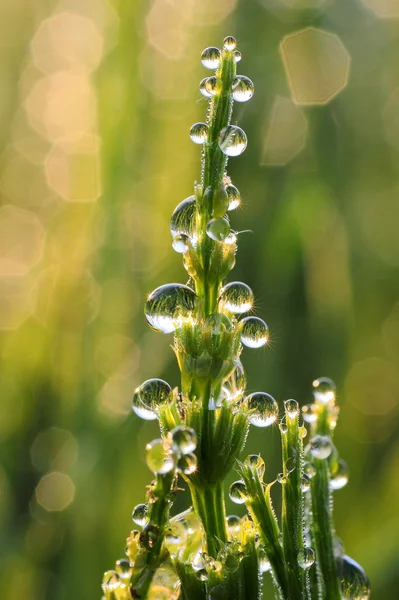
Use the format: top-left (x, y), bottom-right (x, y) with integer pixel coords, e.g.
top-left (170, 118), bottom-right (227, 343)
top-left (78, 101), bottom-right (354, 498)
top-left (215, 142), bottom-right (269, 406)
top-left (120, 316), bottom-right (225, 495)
top-left (189, 481), bottom-right (227, 557)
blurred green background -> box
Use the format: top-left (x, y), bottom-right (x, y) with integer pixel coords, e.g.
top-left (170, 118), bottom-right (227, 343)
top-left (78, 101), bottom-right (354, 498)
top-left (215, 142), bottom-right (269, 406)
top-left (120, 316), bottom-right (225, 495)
top-left (1, 0), bottom-right (399, 598)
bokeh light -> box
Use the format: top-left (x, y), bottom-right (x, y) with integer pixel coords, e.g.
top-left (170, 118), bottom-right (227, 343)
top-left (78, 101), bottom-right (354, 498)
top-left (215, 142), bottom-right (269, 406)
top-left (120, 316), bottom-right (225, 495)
top-left (35, 472), bottom-right (75, 511)
top-left (261, 96), bottom-right (308, 165)
top-left (360, 0), bottom-right (399, 18)
top-left (345, 358), bottom-right (399, 416)
top-left (30, 427), bottom-right (79, 472)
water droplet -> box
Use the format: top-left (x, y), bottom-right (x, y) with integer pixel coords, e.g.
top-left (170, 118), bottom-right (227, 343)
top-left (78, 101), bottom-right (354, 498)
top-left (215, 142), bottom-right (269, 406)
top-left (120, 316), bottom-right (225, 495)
top-left (205, 76), bottom-right (222, 96)
top-left (240, 316), bottom-right (269, 348)
top-left (301, 474), bottom-right (311, 492)
top-left (145, 438), bottom-right (175, 474)
top-left (164, 530), bottom-right (181, 556)
top-left (298, 547), bottom-right (315, 569)
top-left (132, 503), bottom-right (149, 527)
top-left (102, 570), bottom-right (120, 593)
top-left (309, 435), bottom-right (332, 460)
top-left (302, 403), bottom-right (318, 423)
top-left (225, 184), bottom-right (240, 210)
top-left (190, 122), bottom-right (208, 144)
top-left (169, 425), bottom-right (197, 455)
top-left (220, 281), bottom-right (254, 314)
top-left (303, 462), bottom-right (316, 479)
top-left (277, 472), bottom-right (287, 484)
top-left (229, 480), bottom-right (248, 504)
top-left (115, 558), bottom-right (131, 581)
top-left (201, 47), bottom-right (222, 70)
top-left (212, 185), bottom-right (229, 218)
top-left (145, 283), bottom-right (196, 333)
top-left (132, 378), bottom-right (172, 420)
top-left (218, 125), bottom-right (247, 157)
top-left (246, 392), bottom-right (279, 427)
top-left (338, 555), bottom-right (371, 600)
top-left (330, 459), bottom-right (349, 491)
top-left (312, 376), bottom-right (336, 404)
top-left (245, 454), bottom-right (265, 477)
top-left (259, 546), bottom-right (271, 573)
top-left (200, 77), bottom-right (212, 98)
top-left (299, 426), bottom-right (307, 439)
top-left (286, 455), bottom-right (296, 472)
top-left (197, 568), bottom-right (208, 581)
top-left (177, 452), bottom-right (197, 475)
top-left (285, 399), bottom-right (299, 419)
top-left (226, 514), bottom-right (241, 537)
top-left (233, 50), bottom-right (242, 63)
top-left (170, 196), bottom-right (196, 237)
top-left (206, 217), bottom-right (230, 241)
top-left (223, 36), bottom-right (237, 51)
top-left (232, 76), bottom-right (254, 102)
top-left (232, 359), bottom-right (246, 397)
top-left (172, 234), bottom-right (189, 253)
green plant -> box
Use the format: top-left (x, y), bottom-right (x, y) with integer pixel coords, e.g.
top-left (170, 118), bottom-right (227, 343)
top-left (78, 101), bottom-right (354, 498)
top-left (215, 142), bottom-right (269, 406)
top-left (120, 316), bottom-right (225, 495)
top-left (101, 37), bottom-right (370, 600)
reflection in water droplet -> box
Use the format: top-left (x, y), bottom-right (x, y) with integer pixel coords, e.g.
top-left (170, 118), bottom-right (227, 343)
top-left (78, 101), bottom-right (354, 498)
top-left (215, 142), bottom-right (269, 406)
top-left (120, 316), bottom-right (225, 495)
top-left (330, 459), bottom-right (349, 490)
top-left (169, 425), bottom-right (197, 455)
top-left (205, 76), bottom-right (222, 96)
top-left (145, 284), bottom-right (196, 333)
top-left (200, 77), bottom-right (212, 98)
top-left (102, 570), bottom-right (120, 593)
top-left (220, 281), bottom-right (254, 314)
top-left (218, 125), bottom-right (247, 157)
top-left (172, 234), bottom-right (189, 254)
top-left (298, 547), bottom-right (315, 569)
top-left (132, 503), bottom-right (148, 527)
top-left (232, 76), bottom-right (254, 102)
top-left (225, 184), bottom-right (241, 210)
top-left (146, 439), bottom-right (175, 474)
top-left (206, 217), bottom-right (230, 241)
top-left (115, 558), bottom-right (131, 581)
top-left (229, 480), bottom-right (248, 504)
top-left (132, 378), bottom-right (172, 420)
top-left (223, 36), bottom-right (237, 51)
top-left (246, 392), bottom-right (279, 427)
top-left (226, 514), bottom-right (241, 537)
top-left (190, 122), bottom-right (208, 144)
top-left (309, 435), bottom-right (332, 460)
top-left (177, 452), bottom-right (197, 474)
top-left (233, 50), bottom-right (242, 63)
top-left (245, 454), bottom-right (265, 477)
top-left (201, 47), bottom-right (222, 70)
top-left (312, 376), bottom-right (336, 404)
top-left (285, 399), bottom-right (299, 419)
top-left (240, 316), bottom-right (269, 348)
top-left (301, 474), bottom-right (311, 492)
top-left (302, 403), bottom-right (318, 423)
top-left (170, 196), bottom-right (196, 237)
top-left (338, 555), bottom-right (371, 600)
top-left (299, 426), bottom-right (307, 439)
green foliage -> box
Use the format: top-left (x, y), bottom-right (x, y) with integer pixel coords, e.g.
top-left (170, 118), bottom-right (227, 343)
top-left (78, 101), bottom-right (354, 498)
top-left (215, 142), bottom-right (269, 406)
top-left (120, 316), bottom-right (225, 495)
top-left (101, 38), bottom-right (370, 600)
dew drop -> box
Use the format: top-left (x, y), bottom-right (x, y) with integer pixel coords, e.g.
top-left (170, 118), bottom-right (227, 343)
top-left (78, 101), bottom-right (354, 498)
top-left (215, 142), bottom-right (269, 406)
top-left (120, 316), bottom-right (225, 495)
top-left (218, 125), bottom-right (247, 157)
top-left (190, 122), bottom-right (208, 144)
top-left (338, 555), bottom-right (371, 600)
top-left (309, 435), bottom-right (332, 460)
top-left (205, 76), bottom-right (222, 96)
top-left (259, 546), bottom-right (271, 573)
top-left (212, 185), bottom-right (229, 218)
top-left (232, 76), bottom-right (254, 102)
top-left (330, 459), bottom-right (349, 491)
top-left (229, 480), bottom-right (248, 504)
top-left (132, 378), bottom-right (172, 420)
top-left (226, 514), bottom-right (241, 537)
top-left (225, 184), bottom-right (241, 210)
top-left (285, 399), bottom-right (299, 419)
top-left (102, 570), bottom-right (120, 593)
top-left (177, 452), bottom-right (197, 475)
top-left (277, 472), bottom-right (287, 484)
top-left (115, 558), bottom-right (131, 581)
top-left (220, 281), bottom-right (254, 314)
top-left (145, 438), bottom-right (175, 474)
top-left (197, 568), bottom-right (208, 581)
top-left (312, 376), bottom-right (336, 404)
top-left (170, 196), bottom-right (196, 237)
top-left (132, 503), bottom-right (148, 527)
top-left (223, 36), bottom-right (237, 51)
top-left (301, 474), bottom-right (311, 492)
top-left (145, 283), bottom-right (196, 333)
top-left (201, 47), bottom-right (222, 70)
top-left (232, 359), bottom-right (246, 397)
top-left (246, 392), bottom-right (279, 427)
top-left (240, 316), bottom-right (269, 348)
top-left (164, 529), bottom-right (181, 556)
top-left (172, 234), bottom-right (189, 253)
top-left (299, 426), bottom-right (307, 439)
top-left (298, 547), bottom-right (315, 569)
top-left (303, 462), bottom-right (316, 479)
top-left (245, 454), bottom-right (265, 477)
top-left (286, 456), bottom-right (296, 472)
top-left (233, 50), bottom-right (242, 63)
top-left (200, 77), bottom-right (212, 98)
top-left (206, 217), bottom-right (230, 241)
top-left (169, 425), bottom-right (197, 455)
top-left (302, 403), bottom-right (318, 423)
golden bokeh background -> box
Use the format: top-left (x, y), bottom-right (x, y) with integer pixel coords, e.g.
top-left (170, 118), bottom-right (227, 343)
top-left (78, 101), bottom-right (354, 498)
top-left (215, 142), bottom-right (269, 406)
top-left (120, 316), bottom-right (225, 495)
top-left (1, 0), bottom-right (399, 598)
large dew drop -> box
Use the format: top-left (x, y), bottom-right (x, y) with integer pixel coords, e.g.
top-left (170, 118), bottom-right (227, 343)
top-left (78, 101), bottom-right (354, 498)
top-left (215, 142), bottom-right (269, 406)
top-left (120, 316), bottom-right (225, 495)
top-left (169, 425), bottom-right (197, 455)
top-left (132, 503), bottom-right (148, 527)
top-left (201, 47), bottom-right (221, 70)
top-left (200, 77), bottom-right (212, 98)
top-left (312, 376), bottom-right (336, 404)
top-left (245, 454), bottom-right (265, 477)
top-left (246, 392), bottom-right (279, 427)
top-left (240, 316), bottom-right (269, 348)
top-left (309, 435), bottom-right (332, 460)
top-left (145, 283), bottom-right (196, 333)
top-left (132, 378), bottom-right (172, 420)
top-left (177, 452), bottom-right (197, 474)
top-left (206, 217), bottom-right (230, 241)
top-left (205, 76), bottom-right (222, 96)
top-left (218, 125), bottom-right (247, 157)
top-left (145, 438), bottom-right (175, 474)
top-left (298, 547), bottom-right (315, 569)
top-left (223, 36), bottom-right (237, 51)
top-left (229, 480), bottom-right (248, 504)
top-left (172, 234), bottom-right (189, 254)
top-left (190, 122), bottom-right (208, 144)
top-left (232, 76), bottom-right (254, 102)
top-left (225, 184), bottom-right (240, 210)
top-left (220, 281), bottom-right (254, 314)
top-left (170, 196), bottom-right (196, 237)
top-left (338, 555), bottom-right (371, 600)
top-left (330, 459), bottom-right (349, 490)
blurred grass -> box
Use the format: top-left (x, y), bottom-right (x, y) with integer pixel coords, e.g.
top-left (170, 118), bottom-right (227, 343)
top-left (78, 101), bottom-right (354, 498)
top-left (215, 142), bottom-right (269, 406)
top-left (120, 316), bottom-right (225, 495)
top-left (1, 0), bottom-right (399, 598)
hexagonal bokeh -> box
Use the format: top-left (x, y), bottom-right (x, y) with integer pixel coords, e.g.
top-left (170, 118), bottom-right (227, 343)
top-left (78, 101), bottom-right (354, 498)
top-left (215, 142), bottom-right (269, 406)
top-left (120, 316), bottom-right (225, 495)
top-left (261, 96), bottom-right (308, 165)
top-left (0, 205), bottom-right (45, 276)
top-left (31, 12), bottom-right (103, 75)
top-left (0, 276), bottom-right (35, 331)
top-left (35, 472), bottom-right (75, 511)
top-left (360, 0), bottom-right (399, 18)
top-left (30, 427), bottom-right (79, 472)
top-left (345, 358), bottom-right (399, 415)
top-left (280, 27), bottom-right (350, 105)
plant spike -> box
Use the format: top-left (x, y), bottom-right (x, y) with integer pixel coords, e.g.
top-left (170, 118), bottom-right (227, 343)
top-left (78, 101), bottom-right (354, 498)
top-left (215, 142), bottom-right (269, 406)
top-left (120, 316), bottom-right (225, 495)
top-left (100, 37), bottom-right (371, 600)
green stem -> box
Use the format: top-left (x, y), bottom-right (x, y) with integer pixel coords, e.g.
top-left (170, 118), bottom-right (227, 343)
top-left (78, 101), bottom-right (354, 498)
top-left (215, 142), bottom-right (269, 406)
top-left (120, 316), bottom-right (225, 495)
top-left (189, 481), bottom-right (227, 557)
